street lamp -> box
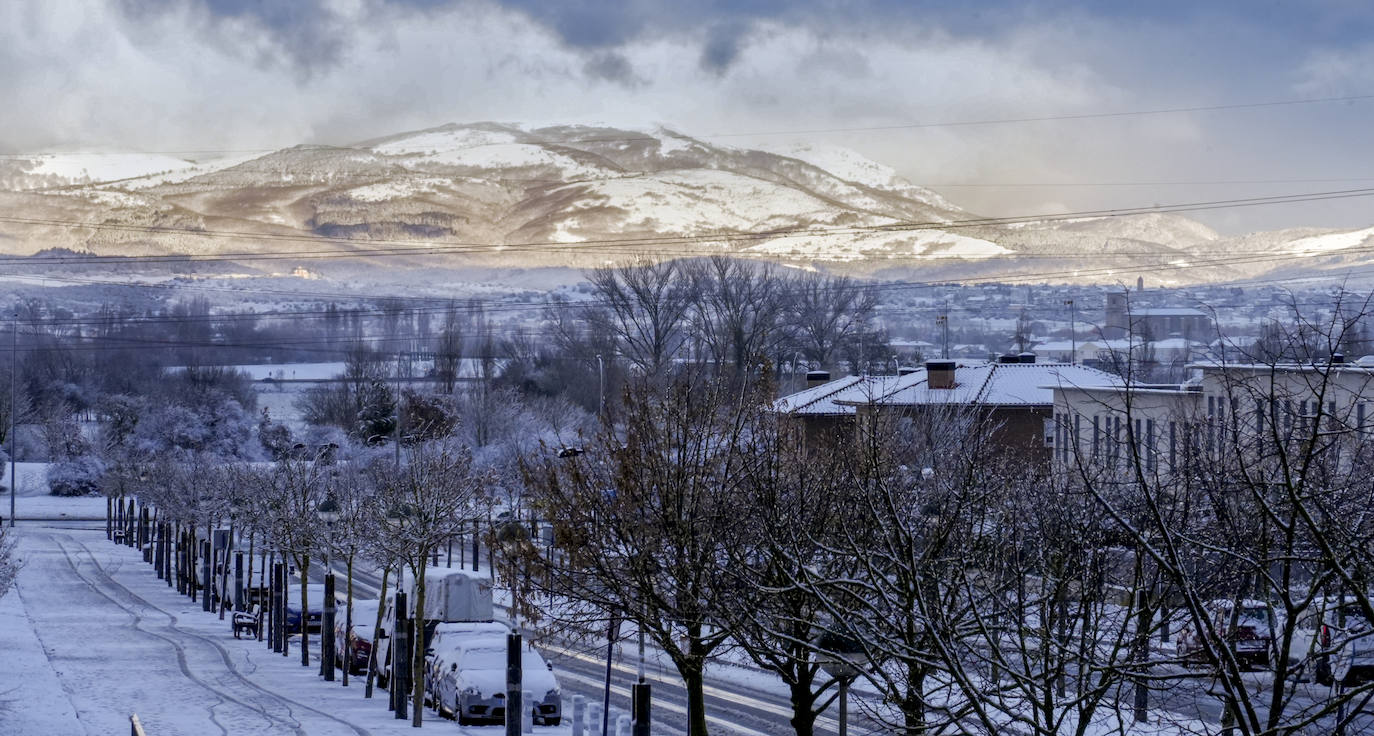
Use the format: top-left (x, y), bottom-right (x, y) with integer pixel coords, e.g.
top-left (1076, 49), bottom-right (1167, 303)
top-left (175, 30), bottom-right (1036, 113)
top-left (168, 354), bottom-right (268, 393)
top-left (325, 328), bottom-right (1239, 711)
top-left (815, 630), bottom-right (871, 736)
top-left (385, 503), bottom-right (414, 721)
top-left (317, 496), bottom-right (341, 681)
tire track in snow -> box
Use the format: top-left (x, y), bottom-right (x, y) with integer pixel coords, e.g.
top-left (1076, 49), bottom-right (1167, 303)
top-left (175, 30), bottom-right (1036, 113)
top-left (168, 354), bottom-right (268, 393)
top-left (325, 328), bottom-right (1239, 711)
top-left (45, 532), bottom-right (238, 736)
top-left (51, 532), bottom-right (376, 736)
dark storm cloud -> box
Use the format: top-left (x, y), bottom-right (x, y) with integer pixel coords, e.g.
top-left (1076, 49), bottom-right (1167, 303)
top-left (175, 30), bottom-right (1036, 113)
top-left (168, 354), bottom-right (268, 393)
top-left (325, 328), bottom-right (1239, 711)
top-left (582, 51), bottom-right (641, 86)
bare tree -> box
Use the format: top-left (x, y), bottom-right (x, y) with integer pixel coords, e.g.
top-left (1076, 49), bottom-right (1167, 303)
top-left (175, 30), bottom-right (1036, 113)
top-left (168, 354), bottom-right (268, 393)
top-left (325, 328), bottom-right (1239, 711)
top-left (525, 371), bottom-right (757, 736)
top-left (687, 256), bottom-right (787, 377)
top-left (368, 442), bottom-right (491, 727)
top-left (786, 273), bottom-right (878, 372)
top-left (1063, 295), bottom-right (1374, 735)
top-left (585, 260), bottom-right (695, 379)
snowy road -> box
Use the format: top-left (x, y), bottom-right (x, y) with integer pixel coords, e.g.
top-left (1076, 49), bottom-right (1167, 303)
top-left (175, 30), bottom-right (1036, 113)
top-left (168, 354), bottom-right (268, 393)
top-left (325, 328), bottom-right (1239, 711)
top-left (0, 528), bottom-right (567, 736)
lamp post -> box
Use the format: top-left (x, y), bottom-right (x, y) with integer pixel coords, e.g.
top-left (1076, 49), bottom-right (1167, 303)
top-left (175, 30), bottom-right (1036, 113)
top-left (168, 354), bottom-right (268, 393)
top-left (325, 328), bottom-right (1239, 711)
top-left (8, 311), bottom-right (15, 528)
top-left (815, 630), bottom-right (871, 736)
top-left (317, 496), bottom-right (340, 681)
top-left (386, 505), bottom-right (415, 721)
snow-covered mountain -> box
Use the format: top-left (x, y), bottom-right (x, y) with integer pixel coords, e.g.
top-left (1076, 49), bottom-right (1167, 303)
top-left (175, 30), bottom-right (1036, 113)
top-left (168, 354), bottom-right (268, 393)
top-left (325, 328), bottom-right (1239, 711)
top-left (1, 122), bottom-right (1371, 286)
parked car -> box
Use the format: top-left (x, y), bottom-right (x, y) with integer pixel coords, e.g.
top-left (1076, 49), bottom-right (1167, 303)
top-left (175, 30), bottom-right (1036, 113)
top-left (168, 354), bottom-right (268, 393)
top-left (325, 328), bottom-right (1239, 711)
top-left (1309, 600), bottom-right (1374, 686)
top-left (1177, 599), bottom-right (1275, 669)
top-left (432, 638), bottom-right (561, 726)
top-left (423, 621), bottom-right (512, 702)
top-left (336, 599), bottom-right (382, 675)
top-left (283, 585), bottom-right (324, 635)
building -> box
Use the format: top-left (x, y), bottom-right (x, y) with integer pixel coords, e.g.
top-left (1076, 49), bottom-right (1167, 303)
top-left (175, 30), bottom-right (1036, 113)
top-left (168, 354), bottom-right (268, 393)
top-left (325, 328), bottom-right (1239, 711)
top-left (1104, 291), bottom-right (1213, 341)
top-left (774, 357), bottom-right (1120, 462)
top-left (1049, 358), bottom-right (1374, 475)
top-left (1034, 337), bottom-right (1208, 374)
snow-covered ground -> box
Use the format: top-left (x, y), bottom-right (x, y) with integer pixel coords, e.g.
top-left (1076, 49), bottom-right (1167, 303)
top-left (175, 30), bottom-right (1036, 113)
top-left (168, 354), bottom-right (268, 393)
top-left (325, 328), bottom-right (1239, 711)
top-left (0, 529), bottom-right (573, 735)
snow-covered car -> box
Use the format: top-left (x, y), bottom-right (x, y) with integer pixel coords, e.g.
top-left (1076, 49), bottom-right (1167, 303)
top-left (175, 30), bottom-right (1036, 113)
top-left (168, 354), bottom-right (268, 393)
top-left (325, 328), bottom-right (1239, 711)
top-left (423, 620), bottom-right (512, 701)
top-left (433, 638), bottom-right (561, 726)
top-left (283, 585), bottom-right (324, 634)
top-left (1307, 600), bottom-right (1374, 686)
top-left (1177, 599), bottom-right (1275, 669)
top-left (336, 599), bottom-right (382, 675)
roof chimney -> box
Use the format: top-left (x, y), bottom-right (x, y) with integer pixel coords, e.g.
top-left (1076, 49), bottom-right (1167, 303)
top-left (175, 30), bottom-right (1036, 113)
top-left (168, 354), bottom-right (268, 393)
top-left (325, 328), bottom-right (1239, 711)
top-left (1018, 352), bottom-right (1037, 364)
top-left (998, 354), bottom-right (1019, 364)
top-left (805, 370), bottom-right (831, 388)
top-left (926, 360), bottom-right (957, 389)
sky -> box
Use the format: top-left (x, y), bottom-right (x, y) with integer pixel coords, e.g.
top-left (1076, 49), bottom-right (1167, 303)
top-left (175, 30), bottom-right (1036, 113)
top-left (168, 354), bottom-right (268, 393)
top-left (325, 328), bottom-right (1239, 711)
top-left (4, 0), bottom-right (1374, 234)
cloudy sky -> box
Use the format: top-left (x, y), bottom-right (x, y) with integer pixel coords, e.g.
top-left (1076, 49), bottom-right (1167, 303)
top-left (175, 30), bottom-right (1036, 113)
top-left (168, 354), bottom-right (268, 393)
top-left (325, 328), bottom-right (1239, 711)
top-left (5, 0), bottom-right (1374, 233)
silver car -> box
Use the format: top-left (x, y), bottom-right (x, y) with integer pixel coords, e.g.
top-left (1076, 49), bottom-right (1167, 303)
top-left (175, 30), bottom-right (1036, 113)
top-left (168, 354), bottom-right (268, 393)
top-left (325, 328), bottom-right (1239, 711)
top-left (433, 638), bottom-right (561, 726)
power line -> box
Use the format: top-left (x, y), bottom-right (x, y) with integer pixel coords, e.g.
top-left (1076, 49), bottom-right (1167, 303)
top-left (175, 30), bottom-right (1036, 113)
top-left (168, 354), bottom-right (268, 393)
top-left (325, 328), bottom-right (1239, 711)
top-left (3, 91), bottom-right (1371, 159)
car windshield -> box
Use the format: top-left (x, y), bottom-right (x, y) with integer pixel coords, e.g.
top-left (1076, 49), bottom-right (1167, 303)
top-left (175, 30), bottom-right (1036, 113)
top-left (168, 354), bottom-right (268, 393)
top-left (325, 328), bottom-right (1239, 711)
top-left (1237, 606), bottom-right (1271, 628)
top-left (462, 648), bottom-right (506, 671)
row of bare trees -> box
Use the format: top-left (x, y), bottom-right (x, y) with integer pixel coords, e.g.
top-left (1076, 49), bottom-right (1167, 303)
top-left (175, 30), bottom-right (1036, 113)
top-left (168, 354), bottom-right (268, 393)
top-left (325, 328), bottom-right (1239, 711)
top-left (551, 257), bottom-right (884, 385)
top-left (131, 439), bottom-right (491, 728)
top-left (521, 308), bottom-right (1374, 736)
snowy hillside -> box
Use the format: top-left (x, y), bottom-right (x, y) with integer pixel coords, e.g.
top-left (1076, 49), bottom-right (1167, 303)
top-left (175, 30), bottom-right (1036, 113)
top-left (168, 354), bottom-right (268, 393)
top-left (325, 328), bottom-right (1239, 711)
top-left (0, 122), bottom-right (1371, 285)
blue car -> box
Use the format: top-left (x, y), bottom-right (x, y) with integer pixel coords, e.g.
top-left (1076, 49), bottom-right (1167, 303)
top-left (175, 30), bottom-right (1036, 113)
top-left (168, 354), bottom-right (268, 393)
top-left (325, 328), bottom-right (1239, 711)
top-left (283, 584), bottom-right (324, 634)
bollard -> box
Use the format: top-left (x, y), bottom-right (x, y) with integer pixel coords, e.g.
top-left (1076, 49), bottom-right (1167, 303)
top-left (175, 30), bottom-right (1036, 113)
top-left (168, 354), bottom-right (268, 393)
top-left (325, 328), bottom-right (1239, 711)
top-left (616, 714), bottom-right (631, 736)
top-left (571, 695), bottom-right (586, 736)
top-left (587, 703), bottom-right (602, 736)
top-left (522, 690), bottom-right (534, 733)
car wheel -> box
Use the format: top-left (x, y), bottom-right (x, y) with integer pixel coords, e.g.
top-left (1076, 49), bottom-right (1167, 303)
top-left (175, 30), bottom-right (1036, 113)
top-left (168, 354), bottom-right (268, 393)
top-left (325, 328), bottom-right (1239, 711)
top-left (546, 717), bottom-right (561, 726)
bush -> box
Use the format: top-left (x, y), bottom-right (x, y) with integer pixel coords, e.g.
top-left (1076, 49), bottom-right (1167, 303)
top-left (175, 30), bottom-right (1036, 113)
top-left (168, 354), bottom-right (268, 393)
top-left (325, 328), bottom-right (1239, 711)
top-left (48, 454), bottom-right (106, 497)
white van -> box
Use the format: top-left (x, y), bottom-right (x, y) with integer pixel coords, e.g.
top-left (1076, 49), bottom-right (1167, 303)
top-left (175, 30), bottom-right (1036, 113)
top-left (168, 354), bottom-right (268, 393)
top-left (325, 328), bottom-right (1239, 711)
top-left (374, 567), bottom-right (496, 687)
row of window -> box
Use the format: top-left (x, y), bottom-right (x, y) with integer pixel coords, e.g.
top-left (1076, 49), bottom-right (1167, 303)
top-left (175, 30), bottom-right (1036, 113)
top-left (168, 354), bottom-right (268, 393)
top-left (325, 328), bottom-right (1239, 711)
top-left (1049, 398), bottom-right (1371, 472)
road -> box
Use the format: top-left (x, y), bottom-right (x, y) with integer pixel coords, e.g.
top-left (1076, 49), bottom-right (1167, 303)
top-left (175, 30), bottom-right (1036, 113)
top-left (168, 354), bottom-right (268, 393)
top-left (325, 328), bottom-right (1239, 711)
top-left (305, 554), bottom-right (883, 736)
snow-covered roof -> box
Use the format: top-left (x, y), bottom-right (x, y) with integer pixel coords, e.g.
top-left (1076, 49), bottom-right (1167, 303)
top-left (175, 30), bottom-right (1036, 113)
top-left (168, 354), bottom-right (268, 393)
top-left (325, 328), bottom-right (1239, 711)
top-left (1134, 308), bottom-right (1208, 317)
top-left (772, 374), bottom-right (866, 415)
top-left (775, 361), bottom-right (1122, 411)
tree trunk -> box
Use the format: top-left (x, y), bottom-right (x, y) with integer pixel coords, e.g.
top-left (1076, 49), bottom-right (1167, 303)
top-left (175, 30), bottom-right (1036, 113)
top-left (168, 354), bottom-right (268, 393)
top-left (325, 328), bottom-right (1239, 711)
top-left (903, 668), bottom-right (927, 735)
top-left (345, 553), bottom-right (354, 686)
top-left (682, 661), bottom-right (709, 736)
top-left (300, 555), bottom-right (311, 667)
top-left (411, 560), bottom-right (427, 727)
top-left (365, 567), bottom-right (389, 698)
top-left (787, 676), bottom-right (818, 736)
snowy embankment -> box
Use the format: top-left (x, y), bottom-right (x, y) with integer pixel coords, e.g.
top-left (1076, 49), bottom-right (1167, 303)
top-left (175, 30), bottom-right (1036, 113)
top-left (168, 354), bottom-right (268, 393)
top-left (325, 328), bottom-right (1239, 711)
top-left (1, 462), bottom-right (108, 521)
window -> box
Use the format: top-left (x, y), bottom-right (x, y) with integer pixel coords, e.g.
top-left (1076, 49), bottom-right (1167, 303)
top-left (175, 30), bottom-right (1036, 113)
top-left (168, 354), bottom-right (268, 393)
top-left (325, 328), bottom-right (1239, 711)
top-left (1146, 419), bottom-right (1156, 472)
top-left (1073, 414), bottom-right (1082, 459)
top-left (1169, 421), bottom-right (1177, 472)
top-left (1093, 415), bottom-right (1101, 458)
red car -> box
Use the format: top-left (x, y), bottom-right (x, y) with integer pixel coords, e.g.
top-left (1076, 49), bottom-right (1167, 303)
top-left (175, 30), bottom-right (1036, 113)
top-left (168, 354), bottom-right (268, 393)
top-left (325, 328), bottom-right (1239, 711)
top-left (336, 599), bottom-right (382, 675)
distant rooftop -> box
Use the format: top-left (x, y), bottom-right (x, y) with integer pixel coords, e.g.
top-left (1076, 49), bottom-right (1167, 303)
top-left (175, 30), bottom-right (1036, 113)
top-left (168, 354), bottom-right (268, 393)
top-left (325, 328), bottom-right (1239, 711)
top-left (774, 361), bottom-right (1121, 413)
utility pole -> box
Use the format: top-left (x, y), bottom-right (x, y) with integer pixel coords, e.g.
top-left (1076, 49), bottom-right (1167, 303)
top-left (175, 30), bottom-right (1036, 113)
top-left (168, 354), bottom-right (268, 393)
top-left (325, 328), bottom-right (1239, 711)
top-left (596, 354), bottom-right (605, 417)
top-left (394, 354), bottom-right (402, 467)
top-left (9, 311), bottom-right (16, 528)
top-left (1065, 299), bottom-right (1077, 364)
top-left (936, 313), bottom-right (950, 359)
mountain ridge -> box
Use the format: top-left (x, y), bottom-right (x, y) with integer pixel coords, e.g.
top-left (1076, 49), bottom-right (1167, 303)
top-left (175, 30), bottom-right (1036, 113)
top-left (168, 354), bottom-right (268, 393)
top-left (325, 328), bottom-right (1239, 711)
top-left (1, 122), bottom-right (1371, 287)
